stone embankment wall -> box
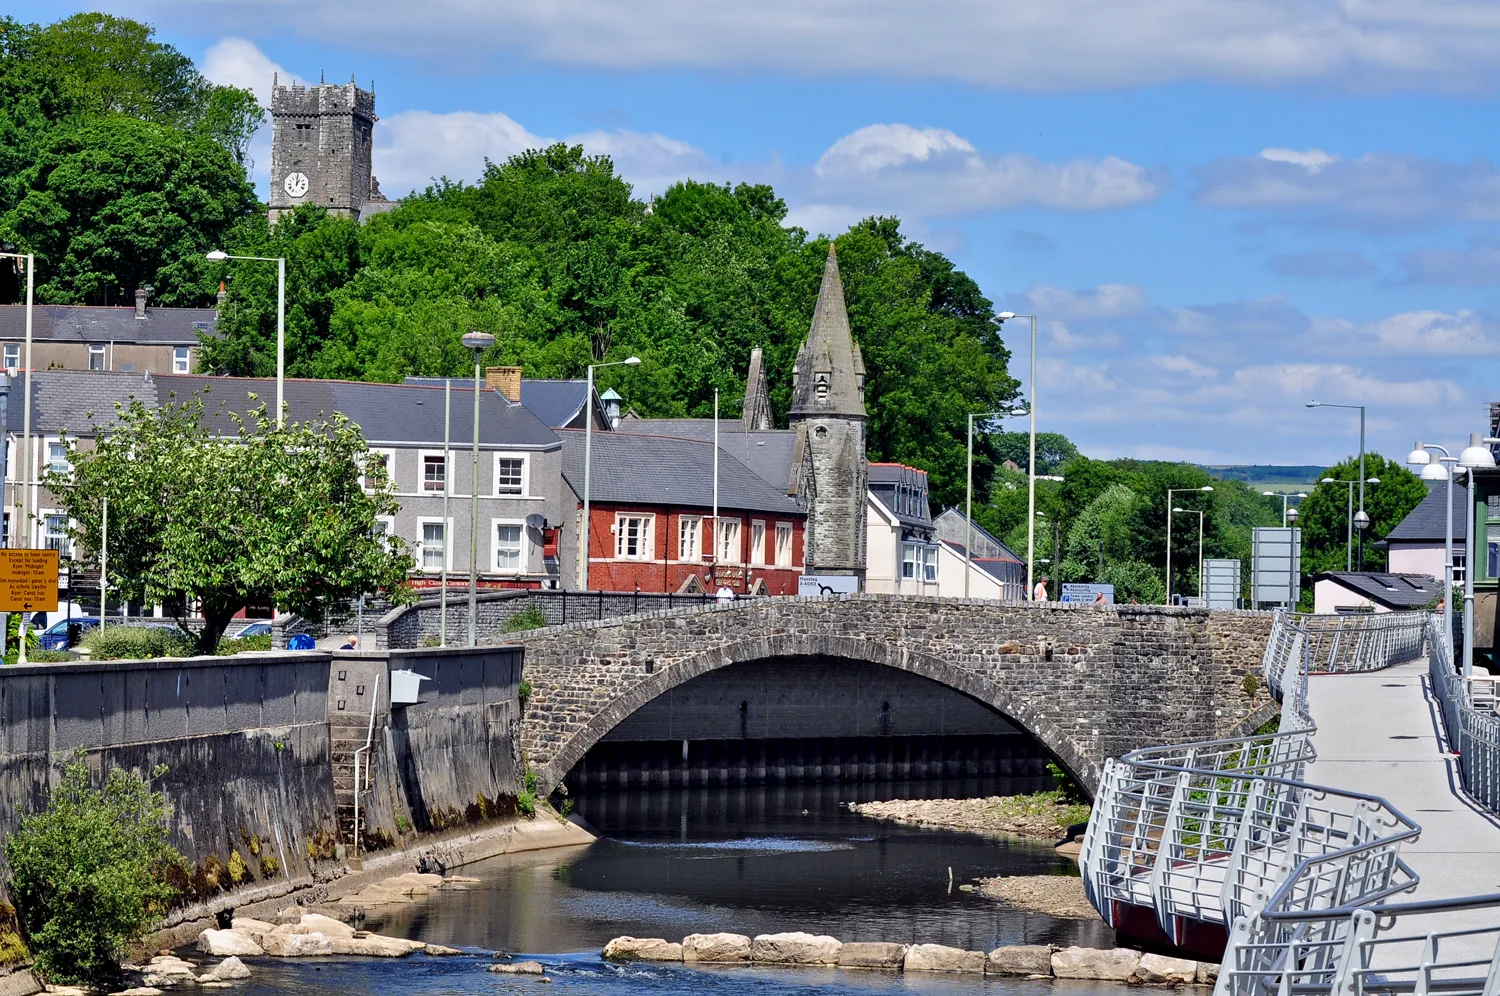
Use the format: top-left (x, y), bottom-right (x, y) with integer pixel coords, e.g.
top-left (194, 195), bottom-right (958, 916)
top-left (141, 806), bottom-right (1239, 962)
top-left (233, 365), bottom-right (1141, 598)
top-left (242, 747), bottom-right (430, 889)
top-left (0, 646), bottom-right (521, 908)
top-left (510, 597), bottom-right (1279, 796)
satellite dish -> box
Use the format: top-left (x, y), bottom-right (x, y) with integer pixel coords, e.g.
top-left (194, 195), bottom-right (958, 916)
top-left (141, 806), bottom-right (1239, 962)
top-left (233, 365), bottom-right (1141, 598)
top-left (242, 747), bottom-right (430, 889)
top-left (526, 514), bottom-right (546, 530)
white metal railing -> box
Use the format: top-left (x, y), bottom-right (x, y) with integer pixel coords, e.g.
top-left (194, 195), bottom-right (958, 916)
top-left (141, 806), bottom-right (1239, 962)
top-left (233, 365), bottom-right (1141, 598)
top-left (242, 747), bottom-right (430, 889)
top-left (1293, 610), bottom-right (1430, 675)
top-left (1428, 620), bottom-right (1500, 813)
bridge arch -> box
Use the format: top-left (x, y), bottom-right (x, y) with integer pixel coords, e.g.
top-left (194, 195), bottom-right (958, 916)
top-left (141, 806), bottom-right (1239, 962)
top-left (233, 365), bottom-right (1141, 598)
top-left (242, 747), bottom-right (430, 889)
top-left (531, 631), bottom-right (1097, 797)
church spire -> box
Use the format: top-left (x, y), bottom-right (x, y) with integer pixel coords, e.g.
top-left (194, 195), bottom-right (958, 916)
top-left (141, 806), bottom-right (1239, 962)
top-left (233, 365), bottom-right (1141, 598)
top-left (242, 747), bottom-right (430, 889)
top-left (790, 244), bottom-right (866, 419)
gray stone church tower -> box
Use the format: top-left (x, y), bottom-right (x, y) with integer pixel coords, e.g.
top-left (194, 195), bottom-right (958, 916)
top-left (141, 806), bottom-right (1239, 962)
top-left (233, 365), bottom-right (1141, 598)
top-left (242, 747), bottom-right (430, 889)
top-left (269, 76), bottom-right (390, 224)
top-left (790, 245), bottom-right (868, 583)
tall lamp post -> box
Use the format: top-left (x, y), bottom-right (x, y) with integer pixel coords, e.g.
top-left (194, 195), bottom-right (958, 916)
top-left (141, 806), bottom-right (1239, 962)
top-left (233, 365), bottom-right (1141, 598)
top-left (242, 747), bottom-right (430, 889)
top-left (1458, 433), bottom-right (1498, 677)
top-left (0, 252), bottom-right (33, 549)
top-left (1319, 477), bottom-right (1380, 572)
top-left (1262, 490), bottom-right (1308, 527)
top-left (1308, 401), bottom-right (1367, 565)
top-left (206, 251), bottom-right (286, 426)
top-left (460, 331), bottom-right (495, 647)
top-left (996, 312), bottom-right (1038, 601)
top-left (964, 406), bottom-right (1028, 598)
top-left (1165, 486), bottom-right (1213, 604)
top-left (1172, 507), bottom-right (1205, 602)
top-left (579, 356), bottom-right (642, 590)
top-left (1408, 442), bottom-right (1458, 657)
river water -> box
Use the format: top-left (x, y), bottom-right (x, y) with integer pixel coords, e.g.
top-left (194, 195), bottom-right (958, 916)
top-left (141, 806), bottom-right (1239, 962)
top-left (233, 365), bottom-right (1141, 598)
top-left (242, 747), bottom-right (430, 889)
top-left (232, 780), bottom-right (1115, 995)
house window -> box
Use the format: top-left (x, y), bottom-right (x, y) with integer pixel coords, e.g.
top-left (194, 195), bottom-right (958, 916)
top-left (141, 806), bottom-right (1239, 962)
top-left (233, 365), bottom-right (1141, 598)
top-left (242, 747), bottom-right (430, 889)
top-left (46, 440), bottom-right (70, 477)
top-left (173, 346), bottom-right (190, 373)
top-left (494, 523), bottom-right (525, 573)
top-left (615, 514), bottom-right (654, 560)
top-left (420, 520), bottom-right (446, 572)
top-left (923, 545), bottom-right (938, 583)
top-left (716, 518), bottom-right (741, 564)
top-left (372, 516), bottom-right (396, 550)
top-left (494, 454), bottom-right (526, 496)
top-left (679, 516), bottom-right (702, 561)
top-left (901, 543), bottom-right (920, 580)
top-left (750, 520), bottom-right (766, 566)
top-left (362, 450), bottom-right (393, 491)
top-left (89, 344), bottom-right (105, 370)
top-left (775, 523), bottom-right (793, 567)
top-left (422, 454), bottom-right (447, 492)
top-left (43, 513), bottom-right (69, 556)
top-left (3, 344), bottom-right (16, 371)
top-left (1453, 551), bottom-right (1467, 585)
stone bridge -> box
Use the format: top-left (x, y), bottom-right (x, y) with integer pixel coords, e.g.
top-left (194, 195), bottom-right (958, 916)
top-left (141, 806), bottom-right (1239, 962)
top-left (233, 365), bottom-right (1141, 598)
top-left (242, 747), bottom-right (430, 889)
top-left (504, 596), bottom-right (1278, 797)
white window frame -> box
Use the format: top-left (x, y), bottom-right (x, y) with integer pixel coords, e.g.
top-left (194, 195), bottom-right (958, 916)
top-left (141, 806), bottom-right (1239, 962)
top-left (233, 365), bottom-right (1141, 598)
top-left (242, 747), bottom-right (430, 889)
top-left (614, 513), bottom-right (655, 561)
top-left (43, 436), bottom-right (71, 478)
top-left (678, 515), bottom-right (702, 562)
top-left (716, 517), bottom-right (742, 565)
top-left (416, 516), bottom-right (453, 573)
top-left (922, 545), bottom-right (938, 583)
top-left (172, 346), bottom-right (190, 373)
top-left (363, 448), bottom-right (396, 491)
top-left (775, 522), bottom-right (793, 567)
top-left (88, 344), bottom-right (106, 370)
top-left (493, 452), bottom-right (529, 497)
top-left (372, 515), bottom-right (397, 551)
top-left (3, 344), bottom-right (17, 372)
top-left (41, 509), bottom-right (70, 558)
top-left (418, 449), bottom-right (449, 494)
top-left (901, 542), bottom-right (920, 581)
top-left (750, 520), bottom-right (767, 566)
top-left (491, 518), bottom-right (529, 574)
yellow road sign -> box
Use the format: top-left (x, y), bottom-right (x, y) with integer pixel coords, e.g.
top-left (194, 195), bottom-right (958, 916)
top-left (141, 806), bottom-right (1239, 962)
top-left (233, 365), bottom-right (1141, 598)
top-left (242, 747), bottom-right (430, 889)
top-left (0, 550), bottom-right (59, 612)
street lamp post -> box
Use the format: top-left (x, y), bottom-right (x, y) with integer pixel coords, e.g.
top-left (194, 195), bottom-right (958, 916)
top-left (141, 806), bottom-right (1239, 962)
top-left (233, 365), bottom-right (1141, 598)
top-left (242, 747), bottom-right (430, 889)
top-left (1172, 507), bottom-right (1205, 602)
top-left (964, 406), bottom-right (1028, 598)
top-left (996, 312), bottom-right (1038, 601)
top-left (1408, 442), bottom-right (1458, 657)
top-left (0, 252), bottom-right (33, 550)
top-left (1319, 477), bottom-right (1380, 572)
top-left (1262, 490), bottom-right (1309, 527)
top-left (1165, 486), bottom-right (1213, 604)
top-left (460, 332), bottom-right (495, 647)
top-left (1458, 433), bottom-right (1498, 677)
top-left (1308, 401), bottom-right (1367, 565)
top-left (579, 356), bottom-right (642, 590)
top-left (207, 251), bottom-right (287, 426)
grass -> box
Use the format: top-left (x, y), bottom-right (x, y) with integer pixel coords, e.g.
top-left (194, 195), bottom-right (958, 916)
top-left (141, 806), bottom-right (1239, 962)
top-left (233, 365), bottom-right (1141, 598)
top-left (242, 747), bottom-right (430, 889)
top-left (992, 790), bottom-right (1093, 829)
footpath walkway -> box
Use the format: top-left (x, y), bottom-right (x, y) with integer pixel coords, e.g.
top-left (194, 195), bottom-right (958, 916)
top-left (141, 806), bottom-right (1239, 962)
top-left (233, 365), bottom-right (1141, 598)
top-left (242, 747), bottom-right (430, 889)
top-left (1307, 659), bottom-right (1500, 948)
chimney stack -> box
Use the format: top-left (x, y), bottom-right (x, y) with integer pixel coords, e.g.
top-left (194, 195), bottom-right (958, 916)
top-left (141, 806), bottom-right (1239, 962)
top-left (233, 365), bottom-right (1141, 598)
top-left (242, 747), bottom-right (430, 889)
top-left (134, 287), bottom-right (149, 320)
top-left (215, 281), bottom-right (227, 315)
top-left (486, 366), bottom-right (522, 403)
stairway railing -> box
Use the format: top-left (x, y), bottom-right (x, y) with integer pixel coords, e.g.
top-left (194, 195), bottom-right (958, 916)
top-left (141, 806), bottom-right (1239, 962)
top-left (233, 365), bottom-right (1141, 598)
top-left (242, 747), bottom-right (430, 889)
top-left (1428, 625), bottom-right (1500, 813)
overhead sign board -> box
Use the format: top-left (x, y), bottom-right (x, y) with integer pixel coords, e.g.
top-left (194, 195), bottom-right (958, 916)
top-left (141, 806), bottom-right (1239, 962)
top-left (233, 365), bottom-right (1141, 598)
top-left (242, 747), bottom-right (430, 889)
top-left (1203, 559), bottom-right (1241, 610)
top-left (1060, 583), bottom-right (1114, 604)
top-left (798, 574), bottom-right (860, 597)
top-left (0, 550), bottom-right (59, 612)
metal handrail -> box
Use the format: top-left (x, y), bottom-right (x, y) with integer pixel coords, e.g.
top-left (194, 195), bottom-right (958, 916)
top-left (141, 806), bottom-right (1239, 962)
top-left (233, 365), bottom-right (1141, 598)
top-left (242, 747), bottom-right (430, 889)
top-left (1428, 621), bottom-right (1500, 813)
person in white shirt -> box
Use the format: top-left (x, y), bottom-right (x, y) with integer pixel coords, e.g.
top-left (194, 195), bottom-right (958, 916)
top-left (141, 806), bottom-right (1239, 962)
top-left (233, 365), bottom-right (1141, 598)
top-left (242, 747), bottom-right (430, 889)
top-left (1033, 578), bottom-right (1049, 602)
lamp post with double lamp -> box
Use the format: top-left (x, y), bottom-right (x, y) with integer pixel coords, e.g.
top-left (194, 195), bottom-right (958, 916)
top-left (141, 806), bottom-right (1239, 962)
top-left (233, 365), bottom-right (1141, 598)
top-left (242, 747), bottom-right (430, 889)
top-left (1165, 486), bottom-right (1213, 604)
top-left (206, 251), bottom-right (286, 427)
top-left (1262, 491), bottom-right (1309, 527)
top-left (460, 331), bottom-right (495, 647)
top-left (1172, 507), bottom-right (1205, 602)
top-left (1319, 477), bottom-right (1380, 572)
top-left (1458, 433), bottom-right (1498, 677)
top-left (1407, 442), bottom-right (1459, 656)
top-left (579, 356), bottom-right (642, 591)
top-left (964, 406), bottom-right (1029, 597)
top-left (995, 312), bottom-right (1039, 601)
top-left (1308, 401), bottom-right (1368, 564)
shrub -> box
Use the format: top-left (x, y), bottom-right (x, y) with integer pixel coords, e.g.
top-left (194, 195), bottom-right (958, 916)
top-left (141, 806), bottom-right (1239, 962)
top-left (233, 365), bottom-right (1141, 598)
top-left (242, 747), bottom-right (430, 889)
top-left (516, 767), bottom-right (538, 817)
top-left (227, 850), bottom-right (248, 885)
top-left (517, 679), bottom-right (533, 710)
top-left (1046, 761), bottom-right (1089, 805)
top-left (500, 607), bottom-right (547, 633)
top-left (6, 751), bottom-right (183, 986)
top-left (216, 634), bottom-right (272, 655)
top-left (80, 626), bottom-right (193, 661)
top-left (258, 853), bottom-right (279, 878)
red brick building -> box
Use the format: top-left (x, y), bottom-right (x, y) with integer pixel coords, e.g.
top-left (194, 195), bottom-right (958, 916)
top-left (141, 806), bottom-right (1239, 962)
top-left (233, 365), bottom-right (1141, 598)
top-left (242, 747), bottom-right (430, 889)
top-left (561, 431), bottom-right (806, 594)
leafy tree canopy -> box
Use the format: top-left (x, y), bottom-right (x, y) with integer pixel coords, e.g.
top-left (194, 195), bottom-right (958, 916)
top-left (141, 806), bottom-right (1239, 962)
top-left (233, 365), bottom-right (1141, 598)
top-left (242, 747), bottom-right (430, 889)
top-left (45, 391), bottom-right (415, 652)
top-left (1293, 453), bottom-right (1426, 575)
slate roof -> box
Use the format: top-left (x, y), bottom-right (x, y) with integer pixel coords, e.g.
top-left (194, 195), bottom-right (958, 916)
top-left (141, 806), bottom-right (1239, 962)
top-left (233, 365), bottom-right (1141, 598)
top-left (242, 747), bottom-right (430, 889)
top-left (1315, 572), bottom-right (1443, 610)
top-left (153, 376), bottom-right (559, 449)
top-left (624, 418), bottom-right (799, 494)
top-left (868, 462), bottom-right (933, 527)
top-left (934, 508), bottom-right (1024, 564)
top-left (404, 376), bottom-right (608, 430)
top-left (559, 430), bottom-right (803, 515)
top-left (938, 539), bottom-right (1026, 584)
top-left (26, 370), bottom-right (157, 433)
top-left (1386, 480), bottom-right (1468, 543)
top-left (0, 305), bottom-right (215, 345)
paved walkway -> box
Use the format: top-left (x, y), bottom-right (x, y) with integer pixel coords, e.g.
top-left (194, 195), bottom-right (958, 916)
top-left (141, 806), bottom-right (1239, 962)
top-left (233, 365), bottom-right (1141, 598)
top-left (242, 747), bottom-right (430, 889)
top-left (1307, 660), bottom-right (1500, 950)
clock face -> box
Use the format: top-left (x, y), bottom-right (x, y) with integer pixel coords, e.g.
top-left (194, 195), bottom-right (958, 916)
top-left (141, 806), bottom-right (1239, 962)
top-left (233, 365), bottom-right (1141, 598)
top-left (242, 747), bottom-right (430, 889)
top-left (283, 172), bottom-right (309, 198)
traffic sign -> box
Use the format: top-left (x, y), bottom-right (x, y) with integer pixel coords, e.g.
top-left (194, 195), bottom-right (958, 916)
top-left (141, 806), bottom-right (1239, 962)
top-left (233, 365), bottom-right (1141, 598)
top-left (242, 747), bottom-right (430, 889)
top-left (0, 550), bottom-right (59, 612)
top-left (1060, 583), bottom-right (1114, 604)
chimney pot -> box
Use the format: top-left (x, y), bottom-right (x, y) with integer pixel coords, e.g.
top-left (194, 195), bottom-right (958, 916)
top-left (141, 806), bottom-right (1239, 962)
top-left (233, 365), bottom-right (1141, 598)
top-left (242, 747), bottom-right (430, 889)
top-left (485, 366), bottom-right (522, 403)
top-left (134, 287), bottom-right (148, 320)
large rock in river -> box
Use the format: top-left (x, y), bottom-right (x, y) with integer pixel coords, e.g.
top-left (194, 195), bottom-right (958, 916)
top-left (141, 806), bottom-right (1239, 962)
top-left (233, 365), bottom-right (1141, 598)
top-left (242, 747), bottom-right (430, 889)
top-left (682, 933), bottom-right (752, 963)
top-left (750, 932), bottom-right (842, 966)
top-left (196, 929), bottom-right (262, 957)
top-left (602, 937), bottom-right (683, 962)
top-left (904, 943), bottom-right (985, 973)
top-left (261, 931), bottom-right (334, 957)
top-left (1135, 953), bottom-right (1199, 984)
top-left (837, 942), bottom-right (908, 970)
top-left (1052, 946), bottom-right (1142, 980)
top-left (986, 944), bottom-right (1055, 976)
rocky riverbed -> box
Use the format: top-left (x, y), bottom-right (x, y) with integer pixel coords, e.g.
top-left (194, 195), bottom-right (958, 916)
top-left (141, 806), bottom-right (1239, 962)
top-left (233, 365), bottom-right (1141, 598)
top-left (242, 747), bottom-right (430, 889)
top-left (848, 792), bottom-right (1091, 840)
top-left (978, 874), bottom-right (1098, 919)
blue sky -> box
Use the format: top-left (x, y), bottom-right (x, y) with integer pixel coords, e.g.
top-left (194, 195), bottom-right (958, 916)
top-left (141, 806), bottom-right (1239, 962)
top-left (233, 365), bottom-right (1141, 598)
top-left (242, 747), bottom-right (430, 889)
top-left (21, 0), bottom-right (1500, 468)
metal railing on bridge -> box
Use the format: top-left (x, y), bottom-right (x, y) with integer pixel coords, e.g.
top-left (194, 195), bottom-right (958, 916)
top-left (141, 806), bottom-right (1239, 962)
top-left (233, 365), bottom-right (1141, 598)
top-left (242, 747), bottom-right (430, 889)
top-left (1428, 621), bottom-right (1500, 813)
top-left (1081, 608), bottom-right (1500, 996)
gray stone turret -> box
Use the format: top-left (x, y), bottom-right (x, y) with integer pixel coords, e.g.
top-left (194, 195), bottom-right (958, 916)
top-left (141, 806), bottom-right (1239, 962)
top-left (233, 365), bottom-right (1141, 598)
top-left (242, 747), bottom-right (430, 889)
top-left (269, 77), bottom-right (376, 224)
top-left (741, 347), bottom-right (774, 430)
top-left (790, 245), bottom-right (868, 583)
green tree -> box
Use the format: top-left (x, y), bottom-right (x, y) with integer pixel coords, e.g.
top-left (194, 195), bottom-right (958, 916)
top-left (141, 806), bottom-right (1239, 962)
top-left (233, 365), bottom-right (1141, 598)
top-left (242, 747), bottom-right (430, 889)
top-left (992, 431), bottom-right (1079, 475)
top-left (6, 751), bottom-right (183, 986)
top-left (45, 390), bottom-right (415, 652)
top-left (1295, 453), bottom-right (1426, 577)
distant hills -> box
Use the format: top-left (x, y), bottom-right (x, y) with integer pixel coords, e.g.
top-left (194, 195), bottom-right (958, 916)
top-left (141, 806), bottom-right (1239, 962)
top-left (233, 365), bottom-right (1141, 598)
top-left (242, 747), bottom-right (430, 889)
top-left (1201, 465), bottom-right (1326, 486)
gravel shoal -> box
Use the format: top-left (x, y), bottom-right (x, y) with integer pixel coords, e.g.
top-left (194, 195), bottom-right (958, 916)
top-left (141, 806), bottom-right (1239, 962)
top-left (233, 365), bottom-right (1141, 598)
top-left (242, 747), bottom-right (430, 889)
top-left (848, 795), bottom-right (1089, 840)
top-left (979, 874), bottom-right (1099, 920)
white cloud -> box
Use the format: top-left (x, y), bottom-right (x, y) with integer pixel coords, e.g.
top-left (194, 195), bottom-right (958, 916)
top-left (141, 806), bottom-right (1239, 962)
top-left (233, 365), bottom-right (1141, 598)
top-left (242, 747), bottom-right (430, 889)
top-left (374, 111), bottom-right (548, 197)
top-left (158, 0), bottom-right (1500, 93)
top-left (1398, 238), bottom-right (1500, 286)
top-left (1026, 284), bottom-right (1149, 321)
top-left (201, 37), bottom-right (299, 104)
top-left (566, 129), bottom-right (724, 196)
top-left (1361, 309), bottom-right (1499, 355)
top-left (1259, 148), bottom-right (1339, 173)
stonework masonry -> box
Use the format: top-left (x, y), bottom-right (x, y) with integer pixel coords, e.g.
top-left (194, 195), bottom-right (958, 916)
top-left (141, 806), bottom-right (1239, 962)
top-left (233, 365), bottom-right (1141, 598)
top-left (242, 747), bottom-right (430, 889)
top-left (504, 596), bottom-right (1279, 796)
top-left (269, 80), bottom-right (375, 223)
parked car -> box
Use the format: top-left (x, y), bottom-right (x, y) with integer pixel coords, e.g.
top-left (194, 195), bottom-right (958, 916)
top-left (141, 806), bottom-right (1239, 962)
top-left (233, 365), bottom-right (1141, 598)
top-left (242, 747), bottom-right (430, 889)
top-left (37, 616), bottom-right (102, 651)
top-left (233, 622), bottom-right (273, 638)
